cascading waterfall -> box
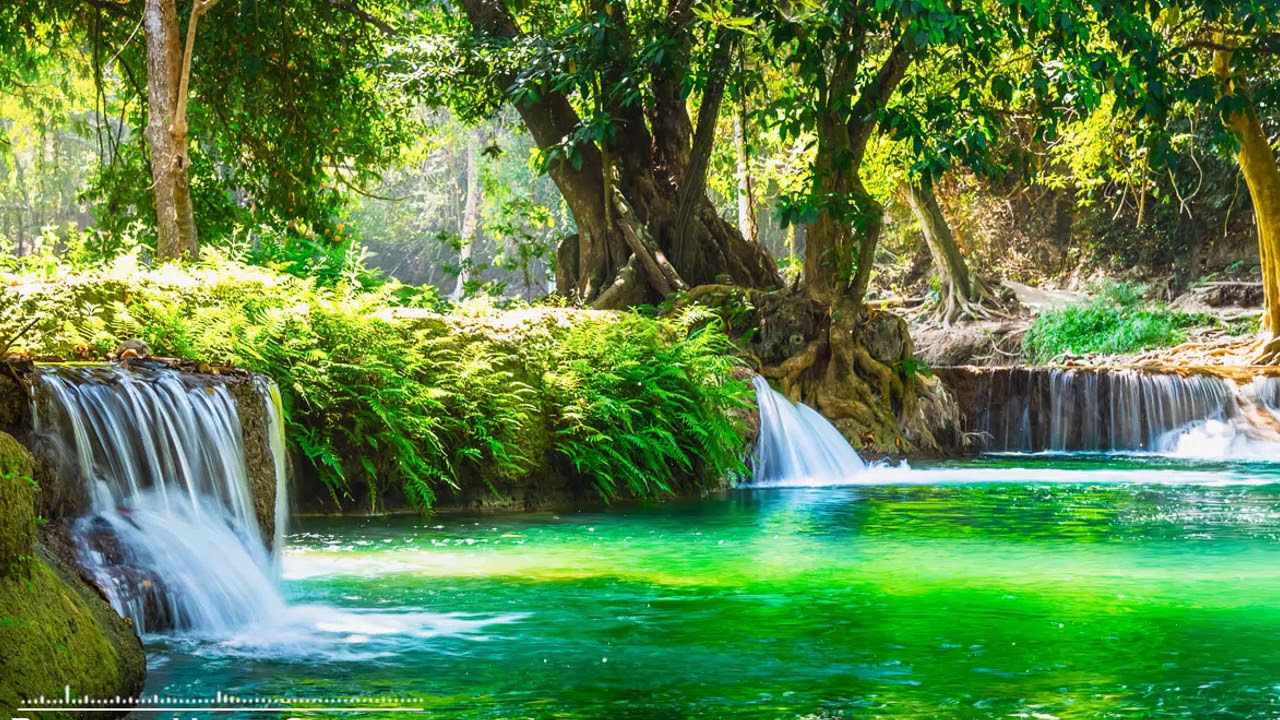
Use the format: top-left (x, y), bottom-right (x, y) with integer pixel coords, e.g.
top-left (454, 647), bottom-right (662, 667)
top-left (258, 376), bottom-right (290, 573)
top-left (35, 366), bottom-right (288, 635)
top-left (958, 367), bottom-right (1280, 456)
top-left (751, 376), bottom-right (866, 485)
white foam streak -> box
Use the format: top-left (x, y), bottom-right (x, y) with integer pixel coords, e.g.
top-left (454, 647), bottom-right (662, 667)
top-left (258, 377), bottom-right (291, 573)
top-left (179, 605), bottom-right (527, 661)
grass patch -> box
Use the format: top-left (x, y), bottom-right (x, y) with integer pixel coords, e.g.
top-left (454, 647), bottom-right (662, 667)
top-left (1023, 282), bottom-right (1221, 364)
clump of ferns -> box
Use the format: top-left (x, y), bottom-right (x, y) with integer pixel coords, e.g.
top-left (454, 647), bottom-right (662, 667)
top-left (4, 260), bottom-right (750, 510)
top-left (543, 311), bottom-right (750, 501)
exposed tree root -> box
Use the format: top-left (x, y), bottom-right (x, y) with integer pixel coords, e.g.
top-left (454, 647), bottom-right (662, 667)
top-left (929, 276), bottom-right (1019, 327)
top-left (758, 329), bottom-right (825, 401)
top-left (1252, 335), bottom-right (1280, 365)
top-left (695, 290), bottom-right (961, 455)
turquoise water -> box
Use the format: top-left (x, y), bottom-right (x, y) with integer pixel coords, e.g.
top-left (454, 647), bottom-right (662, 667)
top-left (144, 457), bottom-right (1280, 718)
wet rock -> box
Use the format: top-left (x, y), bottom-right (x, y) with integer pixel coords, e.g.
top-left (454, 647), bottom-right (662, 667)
top-left (27, 432), bottom-right (93, 521)
top-left (111, 339), bottom-right (151, 361)
top-left (226, 380), bottom-right (279, 546)
top-left (72, 517), bottom-right (179, 632)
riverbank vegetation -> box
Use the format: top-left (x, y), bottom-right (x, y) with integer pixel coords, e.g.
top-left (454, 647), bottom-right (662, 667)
top-left (1021, 282), bottom-right (1255, 363)
top-left (1, 255), bottom-right (749, 509)
top-left (2, 0), bottom-right (1280, 446)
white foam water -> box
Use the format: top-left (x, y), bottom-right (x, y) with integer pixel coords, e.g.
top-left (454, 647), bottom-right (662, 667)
top-left (36, 366), bottom-right (289, 635)
top-left (258, 376), bottom-right (291, 574)
top-left (750, 376), bottom-right (867, 486)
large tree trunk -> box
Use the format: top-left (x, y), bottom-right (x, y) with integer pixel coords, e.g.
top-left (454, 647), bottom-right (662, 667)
top-left (144, 0), bottom-right (199, 261)
top-left (902, 181), bottom-right (1003, 325)
top-left (766, 37), bottom-right (939, 454)
top-left (1216, 46), bottom-right (1280, 363)
top-left (451, 130), bottom-right (481, 300)
top-left (905, 181), bottom-right (970, 299)
top-left (460, 0), bottom-right (780, 308)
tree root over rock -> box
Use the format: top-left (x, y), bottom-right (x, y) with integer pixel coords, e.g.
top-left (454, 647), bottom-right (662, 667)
top-left (685, 286), bottom-right (964, 456)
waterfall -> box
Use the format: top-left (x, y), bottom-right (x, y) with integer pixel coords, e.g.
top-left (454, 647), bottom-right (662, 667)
top-left (258, 377), bottom-right (290, 574)
top-left (751, 376), bottom-right (866, 485)
top-left (954, 368), bottom-right (1280, 456)
top-left (35, 366), bottom-right (288, 635)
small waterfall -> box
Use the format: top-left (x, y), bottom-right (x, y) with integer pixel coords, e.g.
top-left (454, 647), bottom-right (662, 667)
top-left (35, 366), bottom-right (287, 635)
top-left (751, 376), bottom-right (866, 485)
top-left (949, 367), bottom-right (1280, 456)
top-left (258, 377), bottom-right (290, 573)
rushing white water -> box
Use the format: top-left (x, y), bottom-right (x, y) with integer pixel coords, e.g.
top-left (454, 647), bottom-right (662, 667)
top-left (965, 368), bottom-right (1280, 457)
top-left (258, 377), bottom-right (290, 574)
top-left (751, 376), bottom-right (866, 485)
top-left (36, 366), bottom-right (287, 635)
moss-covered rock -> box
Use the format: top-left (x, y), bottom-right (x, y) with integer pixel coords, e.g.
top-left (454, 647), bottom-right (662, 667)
top-left (0, 431), bottom-right (37, 574)
top-left (0, 431), bottom-right (146, 718)
top-left (0, 547), bottom-right (147, 718)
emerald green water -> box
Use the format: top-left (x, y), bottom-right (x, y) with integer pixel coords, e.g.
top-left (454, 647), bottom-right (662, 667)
top-left (146, 457), bottom-right (1280, 718)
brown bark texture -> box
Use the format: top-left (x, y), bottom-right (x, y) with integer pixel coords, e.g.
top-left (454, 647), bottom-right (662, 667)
top-left (902, 181), bottom-right (1005, 325)
top-left (460, 0), bottom-right (780, 308)
top-left (144, 0), bottom-right (216, 261)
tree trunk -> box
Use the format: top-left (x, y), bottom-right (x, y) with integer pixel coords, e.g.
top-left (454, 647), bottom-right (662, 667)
top-left (460, 0), bottom-right (779, 308)
top-left (902, 180), bottom-right (1005, 325)
top-left (1216, 45), bottom-right (1280, 362)
top-left (733, 102), bottom-right (759, 246)
top-left (452, 130), bottom-right (481, 300)
top-left (905, 181), bottom-right (970, 298)
top-left (144, 0), bottom-right (199, 261)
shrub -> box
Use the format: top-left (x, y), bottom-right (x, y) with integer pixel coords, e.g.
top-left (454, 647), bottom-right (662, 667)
top-left (541, 310), bottom-right (747, 499)
top-left (1023, 281), bottom-right (1215, 363)
top-left (0, 255), bottom-right (749, 509)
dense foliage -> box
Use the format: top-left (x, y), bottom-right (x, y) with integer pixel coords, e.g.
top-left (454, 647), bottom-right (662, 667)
top-left (0, 256), bottom-right (750, 508)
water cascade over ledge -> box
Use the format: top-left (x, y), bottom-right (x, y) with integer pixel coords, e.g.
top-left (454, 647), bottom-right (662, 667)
top-left (751, 376), bottom-right (867, 485)
top-left (936, 367), bottom-right (1280, 456)
top-left (34, 365), bottom-right (289, 635)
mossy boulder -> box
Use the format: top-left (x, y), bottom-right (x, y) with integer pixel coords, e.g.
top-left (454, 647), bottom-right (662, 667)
top-left (0, 547), bottom-right (147, 718)
top-left (0, 431), bottom-right (37, 573)
top-left (0, 431), bottom-right (146, 718)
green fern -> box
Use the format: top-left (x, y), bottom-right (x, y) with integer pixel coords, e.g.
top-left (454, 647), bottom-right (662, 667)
top-left (1, 256), bottom-right (751, 510)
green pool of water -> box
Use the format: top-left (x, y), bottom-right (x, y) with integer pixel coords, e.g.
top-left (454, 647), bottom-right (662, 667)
top-left (145, 456), bottom-right (1280, 718)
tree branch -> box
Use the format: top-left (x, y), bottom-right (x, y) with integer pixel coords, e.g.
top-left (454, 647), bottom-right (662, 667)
top-left (172, 0), bottom-right (221, 139)
top-left (327, 0), bottom-right (398, 37)
top-left (847, 39), bottom-right (911, 163)
top-left (675, 28), bottom-right (737, 247)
